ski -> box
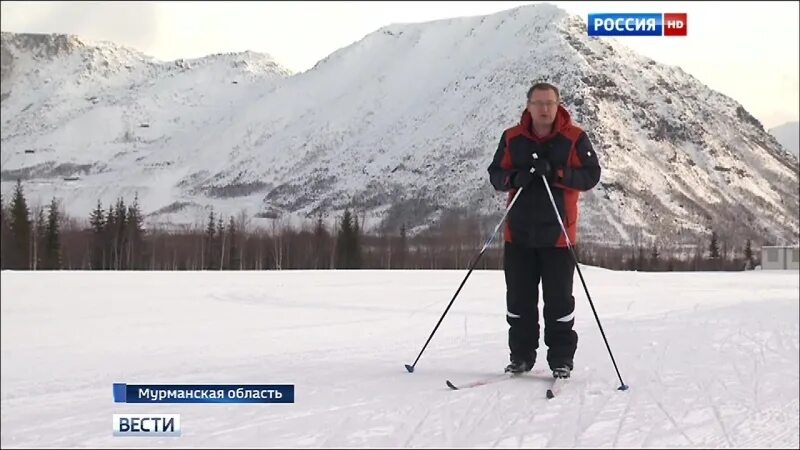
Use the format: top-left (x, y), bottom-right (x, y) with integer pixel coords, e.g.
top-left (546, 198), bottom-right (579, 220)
top-left (447, 369), bottom-right (572, 397)
top-left (446, 369), bottom-right (547, 390)
top-left (546, 376), bottom-right (567, 399)
top-left (446, 374), bottom-right (511, 390)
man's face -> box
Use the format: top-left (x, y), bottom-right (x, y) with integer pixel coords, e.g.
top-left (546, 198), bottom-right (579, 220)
top-left (527, 89), bottom-right (559, 129)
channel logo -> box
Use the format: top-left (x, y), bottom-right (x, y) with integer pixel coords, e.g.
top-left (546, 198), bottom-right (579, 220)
top-left (112, 414), bottom-right (181, 437)
top-left (588, 13), bottom-right (687, 36)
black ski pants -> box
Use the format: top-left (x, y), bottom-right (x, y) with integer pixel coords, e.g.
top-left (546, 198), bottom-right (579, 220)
top-left (504, 241), bottom-right (577, 370)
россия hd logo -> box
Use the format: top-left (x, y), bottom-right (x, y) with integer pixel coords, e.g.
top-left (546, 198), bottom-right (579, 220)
top-left (588, 13), bottom-right (687, 36)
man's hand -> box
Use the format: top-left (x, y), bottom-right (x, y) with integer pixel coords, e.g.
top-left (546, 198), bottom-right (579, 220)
top-left (531, 158), bottom-right (552, 180)
top-left (511, 169), bottom-right (535, 188)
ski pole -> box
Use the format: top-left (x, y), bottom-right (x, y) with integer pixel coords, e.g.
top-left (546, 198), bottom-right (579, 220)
top-left (537, 161), bottom-right (629, 391)
top-left (405, 186), bottom-right (525, 373)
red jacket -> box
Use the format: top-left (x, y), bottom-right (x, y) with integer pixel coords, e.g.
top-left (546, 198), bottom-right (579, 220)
top-left (487, 106), bottom-right (601, 248)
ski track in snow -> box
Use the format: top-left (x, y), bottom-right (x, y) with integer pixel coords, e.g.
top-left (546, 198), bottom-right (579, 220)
top-left (1, 269), bottom-right (798, 448)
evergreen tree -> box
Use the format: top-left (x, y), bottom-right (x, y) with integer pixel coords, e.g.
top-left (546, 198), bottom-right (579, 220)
top-left (89, 200), bottom-right (106, 269)
top-left (43, 197), bottom-right (61, 269)
top-left (313, 213), bottom-right (329, 269)
top-left (9, 180), bottom-right (32, 269)
top-left (106, 203), bottom-right (115, 268)
top-left (205, 210), bottom-right (216, 238)
top-left (127, 193), bottom-right (145, 269)
top-left (650, 243), bottom-right (660, 271)
top-left (34, 207), bottom-right (46, 270)
top-left (227, 216), bottom-right (239, 270)
top-left (709, 231), bottom-right (720, 259)
top-left (114, 198), bottom-right (127, 269)
top-left (352, 211), bottom-right (362, 268)
top-left (217, 216), bottom-right (225, 269)
top-left (336, 208), bottom-right (358, 268)
top-left (744, 239), bottom-right (754, 269)
top-left (204, 209), bottom-right (216, 269)
top-left (0, 193), bottom-right (8, 268)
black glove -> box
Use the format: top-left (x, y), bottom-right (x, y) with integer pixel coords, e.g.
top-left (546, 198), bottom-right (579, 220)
top-left (531, 158), bottom-right (552, 180)
top-left (511, 169), bottom-right (535, 188)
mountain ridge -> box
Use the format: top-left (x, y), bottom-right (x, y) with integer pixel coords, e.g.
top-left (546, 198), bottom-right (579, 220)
top-left (769, 121), bottom-right (799, 159)
top-left (1, 4), bottom-right (797, 246)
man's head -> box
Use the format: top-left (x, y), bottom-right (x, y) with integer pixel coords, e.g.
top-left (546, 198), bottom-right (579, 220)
top-left (526, 82), bottom-right (560, 130)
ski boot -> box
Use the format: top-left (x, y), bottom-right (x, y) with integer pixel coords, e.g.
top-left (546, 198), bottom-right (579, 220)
top-left (504, 357), bottom-right (534, 374)
top-left (552, 365), bottom-right (571, 379)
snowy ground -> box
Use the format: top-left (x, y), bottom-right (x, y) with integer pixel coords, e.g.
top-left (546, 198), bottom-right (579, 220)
top-left (1, 268), bottom-right (798, 448)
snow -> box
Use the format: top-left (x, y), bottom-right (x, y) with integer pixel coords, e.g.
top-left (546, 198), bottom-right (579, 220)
top-left (1, 268), bottom-right (798, 448)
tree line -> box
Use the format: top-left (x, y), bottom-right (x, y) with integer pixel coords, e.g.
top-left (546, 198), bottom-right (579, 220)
top-left (1, 180), bottom-right (763, 271)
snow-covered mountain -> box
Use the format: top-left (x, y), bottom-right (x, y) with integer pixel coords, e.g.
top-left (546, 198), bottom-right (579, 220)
top-left (770, 121), bottom-right (799, 159)
top-left (2, 3), bottom-right (798, 246)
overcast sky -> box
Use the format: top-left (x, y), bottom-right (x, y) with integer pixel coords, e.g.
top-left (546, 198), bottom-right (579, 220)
top-left (1, 1), bottom-right (798, 128)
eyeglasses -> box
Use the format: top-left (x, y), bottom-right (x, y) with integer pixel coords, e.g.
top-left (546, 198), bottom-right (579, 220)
top-left (528, 100), bottom-right (559, 109)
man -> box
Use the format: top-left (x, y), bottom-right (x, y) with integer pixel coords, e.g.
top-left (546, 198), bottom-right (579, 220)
top-left (487, 82), bottom-right (601, 379)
